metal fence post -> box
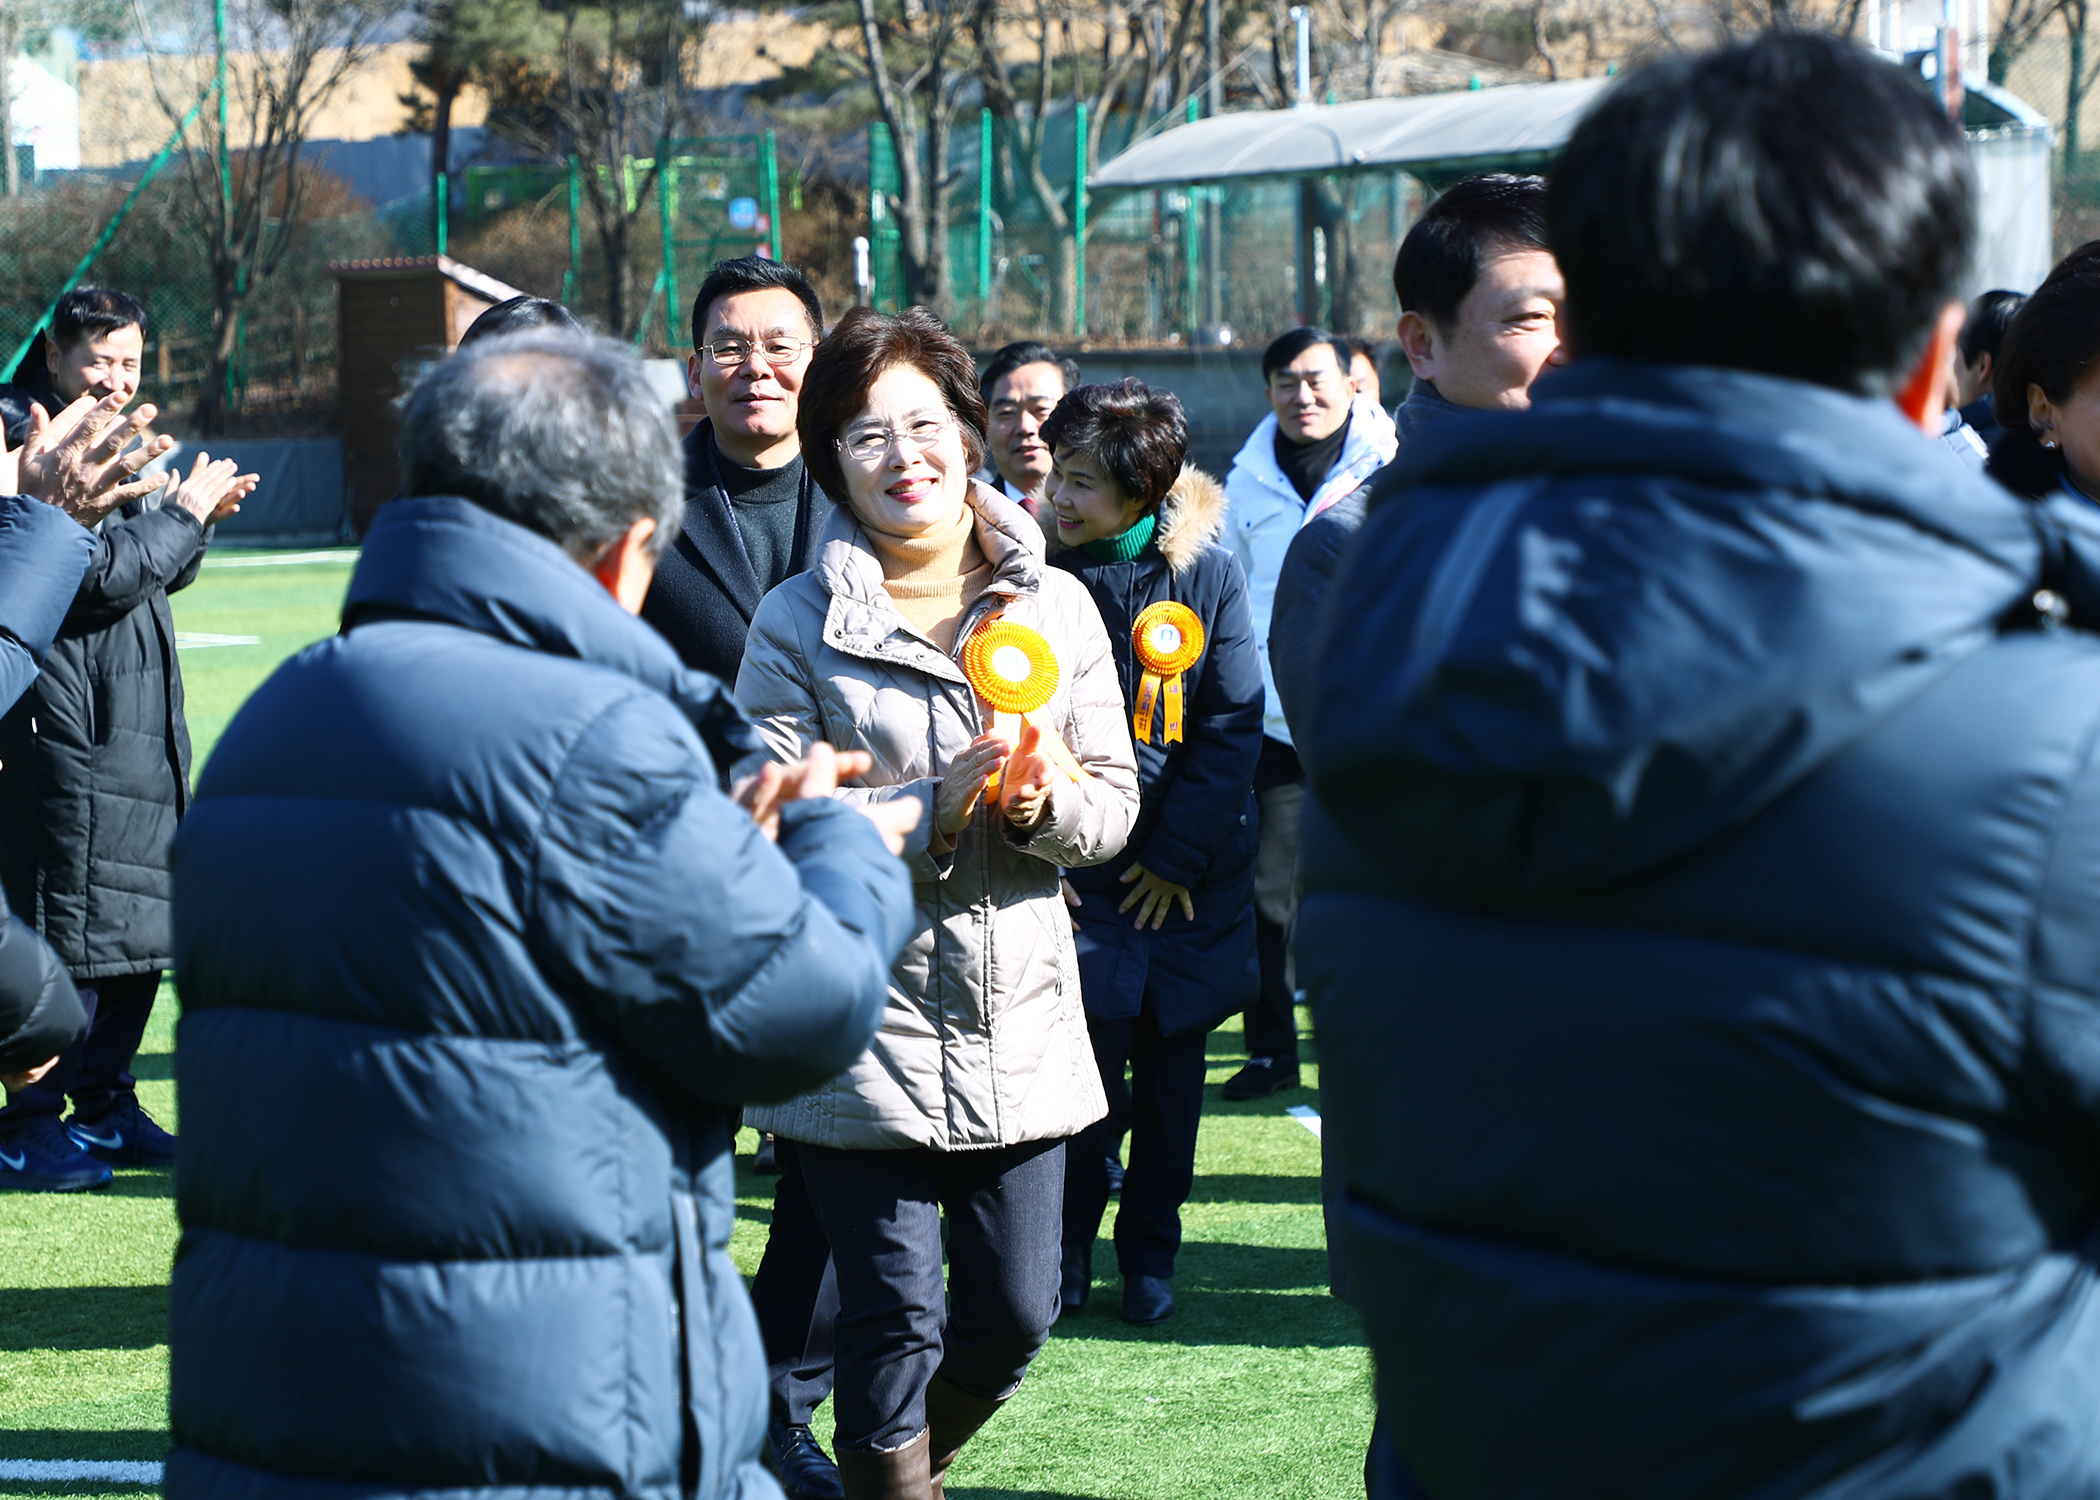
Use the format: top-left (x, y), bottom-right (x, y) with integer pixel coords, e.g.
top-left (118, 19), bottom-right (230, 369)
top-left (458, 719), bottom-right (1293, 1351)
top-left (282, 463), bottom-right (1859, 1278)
top-left (436, 170), bottom-right (448, 256)
top-left (1183, 98), bottom-right (1199, 339)
top-left (1075, 101), bottom-right (1088, 340)
top-left (659, 156), bottom-right (679, 351)
top-left (763, 130), bottom-right (783, 261)
top-left (978, 107), bottom-right (993, 320)
top-left (564, 155), bottom-right (581, 306)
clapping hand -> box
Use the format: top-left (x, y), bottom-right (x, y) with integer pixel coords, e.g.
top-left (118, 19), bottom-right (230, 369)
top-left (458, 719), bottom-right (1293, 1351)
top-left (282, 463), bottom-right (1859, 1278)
top-left (4, 393), bottom-right (176, 528)
top-left (734, 741), bottom-right (922, 856)
top-left (168, 452), bottom-right (262, 526)
top-left (929, 734), bottom-right (1013, 853)
top-left (1000, 720), bottom-right (1055, 832)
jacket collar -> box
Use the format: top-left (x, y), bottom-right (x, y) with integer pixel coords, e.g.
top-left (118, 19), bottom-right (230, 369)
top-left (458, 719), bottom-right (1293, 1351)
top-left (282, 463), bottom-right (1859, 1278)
top-left (1231, 395), bottom-right (1397, 514)
top-left (1392, 379), bottom-right (1465, 445)
top-left (344, 496), bottom-right (763, 777)
top-left (674, 418), bottom-right (827, 622)
top-left (812, 480), bottom-right (1041, 679)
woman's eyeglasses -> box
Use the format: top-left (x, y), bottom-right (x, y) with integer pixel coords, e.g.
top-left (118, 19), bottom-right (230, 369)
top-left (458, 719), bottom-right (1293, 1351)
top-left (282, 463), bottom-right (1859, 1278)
top-left (837, 414), bottom-right (953, 465)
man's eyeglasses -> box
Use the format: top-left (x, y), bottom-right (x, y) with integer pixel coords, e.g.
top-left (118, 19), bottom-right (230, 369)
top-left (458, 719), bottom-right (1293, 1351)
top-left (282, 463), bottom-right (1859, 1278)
top-left (698, 336), bottom-right (814, 368)
top-left (837, 414), bottom-right (952, 465)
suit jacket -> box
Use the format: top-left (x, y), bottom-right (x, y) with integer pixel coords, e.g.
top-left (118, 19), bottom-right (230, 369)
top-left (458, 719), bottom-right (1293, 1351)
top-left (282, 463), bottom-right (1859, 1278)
top-left (640, 419), bottom-right (836, 685)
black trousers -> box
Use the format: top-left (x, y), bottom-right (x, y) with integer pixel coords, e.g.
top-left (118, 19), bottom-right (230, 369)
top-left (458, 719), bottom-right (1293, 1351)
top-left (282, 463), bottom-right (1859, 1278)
top-left (0, 969), bottom-right (159, 1126)
top-left (797, 1138), bottom-right (1065, 1453)
top-left (1063, 1008), bottom-right (1207, 1280)
top-left (749, 1138), bottom-right (840, 1428)
top-left (1246, 737), bottom-right (1302, 1064)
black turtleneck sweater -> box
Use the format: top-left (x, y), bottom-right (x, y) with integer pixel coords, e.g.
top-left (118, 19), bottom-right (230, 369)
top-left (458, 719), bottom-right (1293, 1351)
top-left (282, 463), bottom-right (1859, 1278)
top-left (1274, 412), bottom-right (1353, 503)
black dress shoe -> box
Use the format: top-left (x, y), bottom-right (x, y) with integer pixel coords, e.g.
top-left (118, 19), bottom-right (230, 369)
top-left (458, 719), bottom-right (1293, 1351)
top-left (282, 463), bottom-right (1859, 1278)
top-left (1221, 1056), bottom-right (1300, 1101)
top-left (1060, 1248), bottom-right (1092, 1313)
top-left (764, 1419), bottom-right (844, 1500)
top-left (1104, 1153), bottom-right (1125, 1195)
top-left (753, 1132), bottom-right (781, 1176)
top-left (1122, 1274), bottom-right (1174, 1326)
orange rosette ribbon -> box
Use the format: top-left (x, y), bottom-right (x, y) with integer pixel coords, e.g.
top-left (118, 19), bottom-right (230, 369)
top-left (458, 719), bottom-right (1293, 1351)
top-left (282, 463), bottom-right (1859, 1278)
top-left (1130, 600), bottom-right (1204, 745)
top-left (961, 617), bottom-right (1092, 792)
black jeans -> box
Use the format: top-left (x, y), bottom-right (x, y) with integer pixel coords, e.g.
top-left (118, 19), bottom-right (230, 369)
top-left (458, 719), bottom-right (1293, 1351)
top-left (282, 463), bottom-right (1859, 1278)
top-left (749, 1138), bottom-right (840, 1428)
top-left (797, 1138), bottom-right (1065, 1453)
top-left (1246, 737), bottom-right (1302, 1064)
top-left (0, 969), bottom-right (159, 1127)
top-left (1064, 1009), bottom-right (1206, 1280)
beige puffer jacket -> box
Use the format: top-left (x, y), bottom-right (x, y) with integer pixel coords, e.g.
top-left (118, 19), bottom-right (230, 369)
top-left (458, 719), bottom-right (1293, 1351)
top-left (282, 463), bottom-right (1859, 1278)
top-left (735, 481), bottom-right (1138, 1152)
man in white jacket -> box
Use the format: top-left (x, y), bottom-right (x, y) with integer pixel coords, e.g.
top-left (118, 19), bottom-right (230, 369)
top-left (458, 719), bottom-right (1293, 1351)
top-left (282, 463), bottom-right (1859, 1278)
top-left (1221, 328), bottom-right (1396, 1100)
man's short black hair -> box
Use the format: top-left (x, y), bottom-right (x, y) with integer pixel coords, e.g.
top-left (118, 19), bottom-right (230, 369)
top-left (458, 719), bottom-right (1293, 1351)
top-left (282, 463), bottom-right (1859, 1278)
top-left (1959, 289), bottom-right (2026, 366)
top-left (689, 256), bottom-right (824, 351)
top-left (979, 341), bottom-right (1080, 400)
top-left (1547, 33), bottom-right (1974, 396)
top-left (462, 295), bottom-right (582, 347)
top-left (1040, 379), bottom-right (1189, 514)
top-left (1341, 335), bottom-right (1378, 364)
top-left (1392, 174), bottom-right (1548, 332)
top-left (51, 287), bottom-right (146, 350)
top-left (1262, 327), bottom-right (1351, 382)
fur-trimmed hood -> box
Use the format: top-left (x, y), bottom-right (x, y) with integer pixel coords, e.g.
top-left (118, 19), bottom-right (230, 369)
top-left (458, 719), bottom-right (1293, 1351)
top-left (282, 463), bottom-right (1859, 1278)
top-left (1154, 464), bottom-right (1228, 574)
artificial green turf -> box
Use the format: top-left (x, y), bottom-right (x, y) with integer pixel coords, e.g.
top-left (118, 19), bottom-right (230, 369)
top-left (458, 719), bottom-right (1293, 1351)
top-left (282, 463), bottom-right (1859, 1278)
top-left (0, 548), bottom-right (1373, 1500)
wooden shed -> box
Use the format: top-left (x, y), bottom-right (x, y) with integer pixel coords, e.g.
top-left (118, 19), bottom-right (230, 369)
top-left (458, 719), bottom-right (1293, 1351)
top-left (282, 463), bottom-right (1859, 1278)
top-left (331, 256), bottom-right (527, 535)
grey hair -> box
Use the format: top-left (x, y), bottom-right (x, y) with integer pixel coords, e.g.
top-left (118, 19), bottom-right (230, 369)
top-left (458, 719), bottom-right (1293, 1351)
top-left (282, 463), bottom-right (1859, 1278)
top-left (398, 329), bottom-right (683, 560)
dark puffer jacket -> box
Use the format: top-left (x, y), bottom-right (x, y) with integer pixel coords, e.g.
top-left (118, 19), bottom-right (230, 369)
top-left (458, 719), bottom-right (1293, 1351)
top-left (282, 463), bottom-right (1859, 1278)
top-left (0, 488), bottom-right (208, 979)
top-left (166, 496), bottom-right (912, 1500)
top-left (1300, 360), bottom-right (2100, 1498)
top-left (1053, 468), bottom-right (1263, 1037)
top-left (0, 492), bottom-right (92, 1073)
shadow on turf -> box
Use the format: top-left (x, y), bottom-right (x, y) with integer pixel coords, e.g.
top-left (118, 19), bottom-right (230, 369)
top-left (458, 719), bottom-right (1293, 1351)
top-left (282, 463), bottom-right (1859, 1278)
top-left (1186, 1172), bottom-right (1320, 1205)
top-left (0, 1430), bottom-right (165, 1463)
top-left (0, 1287), bottom-right (166, 1351)
top-left (127, 1053), bottom-right (173, 1083)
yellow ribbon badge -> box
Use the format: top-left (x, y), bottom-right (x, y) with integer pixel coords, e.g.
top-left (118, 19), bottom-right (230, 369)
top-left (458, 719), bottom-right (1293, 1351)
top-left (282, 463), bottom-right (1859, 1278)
top-left (1130, 600), bottom-right (1204, 745)
top-left (961, 616), bottom-right (1091, 789)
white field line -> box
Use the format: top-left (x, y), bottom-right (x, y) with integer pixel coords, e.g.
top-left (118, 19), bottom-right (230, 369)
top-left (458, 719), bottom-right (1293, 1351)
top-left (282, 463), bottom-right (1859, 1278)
top-left (1286, 1103), bottom-right (1322, 1139)
top-left (174, 633), bottom-right (262, 649)
top-left (0, 1460), bottom-right (163, 1483)
top-left (203, 550), bottom-right (358, 568)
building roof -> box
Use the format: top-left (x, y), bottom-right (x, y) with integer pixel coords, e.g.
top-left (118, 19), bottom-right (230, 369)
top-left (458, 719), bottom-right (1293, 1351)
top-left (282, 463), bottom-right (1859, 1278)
top-left (327, 256), bottom-right (527, 305)
top-left (1091, 77), bottom-right (1611, 190)
top-left (1092, 72), bottom-right (2051, 191)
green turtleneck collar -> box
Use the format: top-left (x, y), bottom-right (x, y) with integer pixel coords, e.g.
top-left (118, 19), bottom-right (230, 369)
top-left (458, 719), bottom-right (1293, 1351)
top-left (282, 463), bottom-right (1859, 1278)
top-left (1081, 510), bottom-right (1157, 563)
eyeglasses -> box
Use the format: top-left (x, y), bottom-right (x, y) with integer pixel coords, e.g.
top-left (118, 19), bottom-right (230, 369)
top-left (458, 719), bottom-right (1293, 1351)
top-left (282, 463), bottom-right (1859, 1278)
top-left (698, 335), bottom-right (814, 368)
top-left (837, 414), bottom-right (953, 465)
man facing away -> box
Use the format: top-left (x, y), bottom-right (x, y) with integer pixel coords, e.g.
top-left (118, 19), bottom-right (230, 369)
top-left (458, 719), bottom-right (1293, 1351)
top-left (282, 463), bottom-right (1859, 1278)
top-left (641, 255), bottom-right (836, 687)
top-left (0, 286), bottom-right (257, 1193)
top-left (1954, 286), bottom-right (2024, 452)
top-left (166, 329), bottom-right (917, 1500)
top-left (1303, 32), bottom-right (2100, 1496)
top-left (1218, 328), bottom-right (1395, 1101)
top-left (978, 340), bottom-right (1080, 521)
top-left (1268, 173), bottom-right (1565, 746)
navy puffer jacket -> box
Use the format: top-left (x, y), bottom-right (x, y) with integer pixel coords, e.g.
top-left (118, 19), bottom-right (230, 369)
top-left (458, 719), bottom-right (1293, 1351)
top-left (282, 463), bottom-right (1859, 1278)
top-left (1052, 467), bottom-right (1263, 1037)
top-left (1300, 361), bottom-right (2100, 1498)
top-left (167, 497), bottom-right (912, 1500)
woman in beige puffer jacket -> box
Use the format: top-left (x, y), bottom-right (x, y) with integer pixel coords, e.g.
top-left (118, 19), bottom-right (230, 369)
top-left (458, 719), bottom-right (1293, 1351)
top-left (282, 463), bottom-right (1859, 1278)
top-left (733, 307), bottom-right (1138, 1500)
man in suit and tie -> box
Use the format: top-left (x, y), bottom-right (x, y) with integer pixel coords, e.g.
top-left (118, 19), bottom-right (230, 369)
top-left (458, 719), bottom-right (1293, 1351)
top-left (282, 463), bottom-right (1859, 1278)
top-left (642, 255), bottom-right (835, 684)
top-left (640, 255), bottom-right (844, 1500)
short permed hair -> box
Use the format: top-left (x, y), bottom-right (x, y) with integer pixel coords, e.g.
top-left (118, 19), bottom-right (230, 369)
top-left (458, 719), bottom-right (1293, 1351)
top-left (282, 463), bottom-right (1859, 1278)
top-left (1392, 174), bottom-right (1548, 332)
top-left (400, 329), bottom-right (683, 560)
top-left (1547, 32), bottom-right (1973, 396)
top-left (797, 306), bottom-right (989, 505)
top-left (1040, 380), bottom-right (1189, 515)
top-left (1261, 327), bottom-right (1352, 382)
top-left (690, 256), bottom-right (825, 351)
top-left (51, 287), bottom-right (146, 350)
top-left (980, 340), bottom-right (1081, 400)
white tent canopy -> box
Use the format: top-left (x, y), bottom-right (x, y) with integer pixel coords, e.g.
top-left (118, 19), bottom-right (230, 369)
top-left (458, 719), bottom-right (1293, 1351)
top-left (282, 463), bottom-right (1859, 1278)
top-left (1091, 77), bottom-right (1612, 190)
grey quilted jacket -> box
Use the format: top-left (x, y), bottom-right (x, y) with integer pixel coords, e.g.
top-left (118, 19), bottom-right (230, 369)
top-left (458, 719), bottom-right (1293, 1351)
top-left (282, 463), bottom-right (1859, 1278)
top-left (736, 482), bottom-right (1138, 1151)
